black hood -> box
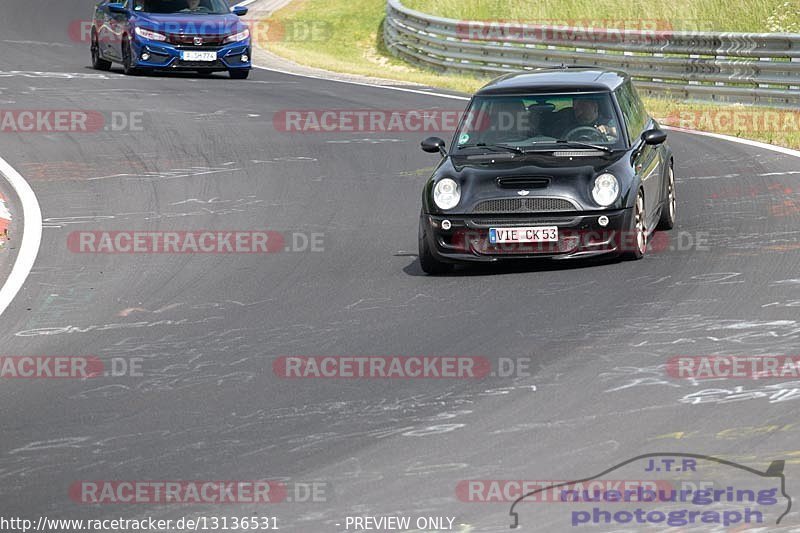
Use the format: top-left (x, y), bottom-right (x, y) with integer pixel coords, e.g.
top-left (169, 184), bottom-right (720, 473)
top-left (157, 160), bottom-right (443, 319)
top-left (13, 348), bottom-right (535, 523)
top-left (425, 151), bottom-right (635, 215)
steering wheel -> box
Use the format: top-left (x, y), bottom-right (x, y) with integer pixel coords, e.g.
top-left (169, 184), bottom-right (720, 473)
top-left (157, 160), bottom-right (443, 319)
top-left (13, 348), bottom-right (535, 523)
top-left (563, 126), bottom-right (607, 143)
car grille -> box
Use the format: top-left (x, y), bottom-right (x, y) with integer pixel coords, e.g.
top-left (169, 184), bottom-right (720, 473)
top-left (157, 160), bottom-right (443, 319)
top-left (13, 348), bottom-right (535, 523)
top-left (452, 229), bottom-right (581, 255)
top-left (469, 217), bottom-right (579, 227)
top-left (478, 237), bottom-right (580, 255)
top-left (174, 45), bottom-right (224, 51)
top-left (167, 35), bottom-right (225, 46)
top-left (472, 198), bottom-right (577, 214)
top-left (176, 60), bottom-right (225, 68)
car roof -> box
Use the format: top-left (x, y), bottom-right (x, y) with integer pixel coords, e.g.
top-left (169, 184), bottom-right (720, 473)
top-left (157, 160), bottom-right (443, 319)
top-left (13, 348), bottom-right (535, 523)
top-left (475, 68), bottom-right (629, 95)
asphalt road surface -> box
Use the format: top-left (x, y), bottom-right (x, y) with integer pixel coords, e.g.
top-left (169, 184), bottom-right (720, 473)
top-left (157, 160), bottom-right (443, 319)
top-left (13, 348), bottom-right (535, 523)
top-left (1, 1), bottom-right (800, 531)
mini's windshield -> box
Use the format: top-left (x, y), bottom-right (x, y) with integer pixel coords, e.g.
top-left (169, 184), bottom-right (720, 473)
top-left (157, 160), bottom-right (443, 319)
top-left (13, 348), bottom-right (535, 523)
top-left (454, 92), bottom-right (625, 152)
top-left (133, 0), bottom-right (232, 14)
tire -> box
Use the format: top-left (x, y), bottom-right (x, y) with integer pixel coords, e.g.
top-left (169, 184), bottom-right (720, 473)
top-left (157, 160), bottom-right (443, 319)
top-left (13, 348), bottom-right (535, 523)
top-left (656, 163), bottom-right (676, 230)
top-left (624, 189), bottom-right (647, 260)
top-left (418, 217), bottom-right (451, 275)
top-left (91, 31), bottom-right (112, 71)
top-left (122, 37), bottom-right (139, 76)
top-left (229, 69), bottom-right (250, 79)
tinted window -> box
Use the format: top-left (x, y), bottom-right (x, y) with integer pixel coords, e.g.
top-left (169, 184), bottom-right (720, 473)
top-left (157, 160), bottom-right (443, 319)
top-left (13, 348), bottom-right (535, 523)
top-left (454, 92), bottom-right (625, 152)
top-left (616, 81), bottom-right (649, 144)
top-left (137, 0), bottom-right (231, 14)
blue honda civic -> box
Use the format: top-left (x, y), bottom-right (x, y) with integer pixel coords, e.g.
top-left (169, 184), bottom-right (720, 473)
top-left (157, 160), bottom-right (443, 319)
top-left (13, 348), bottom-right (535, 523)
top-left (90, 0), bottom-right (252, 79)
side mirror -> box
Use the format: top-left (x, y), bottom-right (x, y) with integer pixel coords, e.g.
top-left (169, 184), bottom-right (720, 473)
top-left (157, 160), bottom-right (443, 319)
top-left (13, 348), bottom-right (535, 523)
top-left (232, 6), bottom-right (248, 16)
top-left (642, 128), bottom-right (667, 145)
top-left (421, 137), bottom-right (446, 156)
top-left (107, 2), bottom-right (127, 14)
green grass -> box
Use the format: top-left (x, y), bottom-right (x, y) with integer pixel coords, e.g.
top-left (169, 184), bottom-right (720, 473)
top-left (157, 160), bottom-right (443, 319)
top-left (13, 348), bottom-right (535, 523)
top-left (263, 0), bottom-right (800, 149)
top-left (403, 0), bottom-right (800, 33)
top-left (262, 0), bottom-right (487, 92)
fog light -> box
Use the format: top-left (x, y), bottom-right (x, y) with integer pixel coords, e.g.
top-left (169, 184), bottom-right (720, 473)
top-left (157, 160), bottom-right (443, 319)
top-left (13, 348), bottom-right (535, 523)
top-left (441, 220), bottom-right (452, 230)
top-left (598, 215), bottom-right (609, 227)
top-left (241, 54), bottom-right (249, 62)
top-left (141, 52), bottom-right (150, 61)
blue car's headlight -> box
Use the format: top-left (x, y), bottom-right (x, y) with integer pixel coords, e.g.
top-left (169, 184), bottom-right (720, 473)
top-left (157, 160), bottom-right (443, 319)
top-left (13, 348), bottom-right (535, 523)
top-left (223, 28), bottom-right (250, 44)
top-left (135, 27), bottom-right (167, 41)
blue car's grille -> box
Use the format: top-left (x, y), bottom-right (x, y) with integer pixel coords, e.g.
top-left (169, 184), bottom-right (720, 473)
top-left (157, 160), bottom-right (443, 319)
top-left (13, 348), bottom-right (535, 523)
top-left (176, 59), bottom-right (225, 68)
top-left (174, 45), bottom-right (225, 51)
top-left (166, 34), bottom-right (225, 46)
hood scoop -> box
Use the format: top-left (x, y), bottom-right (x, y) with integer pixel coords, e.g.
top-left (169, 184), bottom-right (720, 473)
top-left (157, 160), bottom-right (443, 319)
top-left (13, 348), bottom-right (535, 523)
top-left (495, 176), bottom-right (550, 189)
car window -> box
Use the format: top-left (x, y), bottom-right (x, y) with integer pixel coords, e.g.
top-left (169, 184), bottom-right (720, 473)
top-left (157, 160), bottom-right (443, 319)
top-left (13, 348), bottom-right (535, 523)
top-left (454, 93), bottom-right (624, 151)
top-left (139, 0), bottom-right (231, 14)
top-left (616, 81), bottom-right (649, 144)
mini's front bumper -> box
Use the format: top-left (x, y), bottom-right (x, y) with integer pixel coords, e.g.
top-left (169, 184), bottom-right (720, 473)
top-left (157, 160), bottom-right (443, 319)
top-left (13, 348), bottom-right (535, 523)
top-left (421, 209), bottom-right (635, 263)
top-left (131, 37), bottom-right (251, 71)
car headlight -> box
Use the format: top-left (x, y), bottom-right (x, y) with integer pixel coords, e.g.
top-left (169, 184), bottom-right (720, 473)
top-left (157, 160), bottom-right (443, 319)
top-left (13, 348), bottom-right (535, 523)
top-left (224, 28), bottom-right (250, 43)
top-left (134, 27), bottom-right (167, 42)
top-left (433, 178), bottom-right (460, 210)
top-left (592, 173), bottom-right (619, 207)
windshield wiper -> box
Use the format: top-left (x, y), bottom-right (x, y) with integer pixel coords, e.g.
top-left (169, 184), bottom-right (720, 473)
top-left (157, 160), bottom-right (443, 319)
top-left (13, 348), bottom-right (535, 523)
top-left (459, 141), bottom-right (613, 155)
top-left (554, 140), bottom-right (613, 153)
top-left (458, 143), bottom-right (523, 154)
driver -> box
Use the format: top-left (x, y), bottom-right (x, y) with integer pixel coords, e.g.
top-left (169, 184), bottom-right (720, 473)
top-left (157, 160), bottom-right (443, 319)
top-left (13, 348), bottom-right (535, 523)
top-left (184, 0), bottom-right (202, 11)
top-left (568, 99), bottom-right (617, 139)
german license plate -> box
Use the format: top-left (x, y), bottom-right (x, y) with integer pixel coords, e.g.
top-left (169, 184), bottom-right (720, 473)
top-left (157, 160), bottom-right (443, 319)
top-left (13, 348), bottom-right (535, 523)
top-left (489, 226), bottom-right (558, 244)
top-left (181, 51), bottom-right (217, 61)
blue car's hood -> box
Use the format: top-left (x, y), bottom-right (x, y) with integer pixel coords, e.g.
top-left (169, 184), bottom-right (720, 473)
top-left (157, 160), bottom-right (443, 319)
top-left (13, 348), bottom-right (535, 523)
top-left (135, 13), bottom-right (244, 36)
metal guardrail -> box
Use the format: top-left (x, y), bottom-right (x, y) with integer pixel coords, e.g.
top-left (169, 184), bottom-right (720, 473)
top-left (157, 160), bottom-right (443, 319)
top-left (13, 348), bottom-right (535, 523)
top-left (383, 0), bottom-right (800, 107)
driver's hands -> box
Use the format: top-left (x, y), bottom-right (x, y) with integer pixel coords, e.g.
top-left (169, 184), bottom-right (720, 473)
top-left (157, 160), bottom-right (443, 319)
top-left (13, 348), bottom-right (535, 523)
top-left (597, 124), bottom-right (617, 139)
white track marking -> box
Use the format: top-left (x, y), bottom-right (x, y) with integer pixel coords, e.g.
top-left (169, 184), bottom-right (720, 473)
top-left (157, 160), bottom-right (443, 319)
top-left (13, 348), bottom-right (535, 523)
top-left (252, 65), bottom-right (471, 101)
top-left (0, 156), bottom-right (42, 318)
top-left (662, 125), bottom-right (800, 159)
top-left (0, 195), bottom-right (10, 221)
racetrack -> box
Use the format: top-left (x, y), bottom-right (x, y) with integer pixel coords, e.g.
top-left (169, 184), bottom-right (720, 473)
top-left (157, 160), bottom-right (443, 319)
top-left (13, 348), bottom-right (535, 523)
top-left (2, 1), bottom-right (800, 531)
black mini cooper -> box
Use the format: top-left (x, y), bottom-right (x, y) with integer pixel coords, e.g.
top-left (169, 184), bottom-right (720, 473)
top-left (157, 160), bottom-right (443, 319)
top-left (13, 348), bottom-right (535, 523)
top-left (418, 68), bottom-right (675, 274)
